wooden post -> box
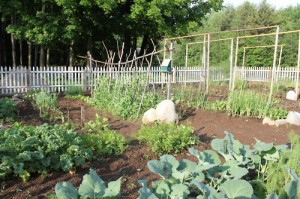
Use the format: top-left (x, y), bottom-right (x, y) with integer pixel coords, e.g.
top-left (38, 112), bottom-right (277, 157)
top-left (201, 34), bottom-right (206, 92)
top-left (206, 34), bottom-right (210, 94)
top-left (167, 41), bottom-right (174, 100)
top-left (295, 32), bottom-right (300, 100)
top-left (268, 25), bottom-right (280, 104)
top-left (232, 37), bottom-right (239, 90)
top-left (184, 44), bottom-right (188, 86)
top-left (278, 45), bottom-right (283, 67)
top-left (229, 38), bottom-right (234, 90)
top-left (242, 47), bottom-right (246, 79)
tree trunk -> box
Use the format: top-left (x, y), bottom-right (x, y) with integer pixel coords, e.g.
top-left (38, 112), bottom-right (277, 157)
top-left (10, 16), bottom-right (16, 67)
top-left (27, 42), bottom-right (32, 91)
top-left (28, 42), bottom-right (32, 67)
top-left (46, 48), bottom-right (50, 67)
top-left (39, 45), bottom-right (45, 67)
top-left (69, 41), bottom-right (74, 67)
top-left (1, 19), bottom-right (7, 66)
top-left (20, 41), bottom-right (23, 66)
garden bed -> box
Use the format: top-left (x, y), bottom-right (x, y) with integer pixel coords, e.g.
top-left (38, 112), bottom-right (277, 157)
top-left (1, 94), bottom-right (299, 199)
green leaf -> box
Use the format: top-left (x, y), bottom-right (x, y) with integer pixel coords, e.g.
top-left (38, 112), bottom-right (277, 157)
top-left (103, 177), bottom-right (122, 197)
top-left (147, 155), bottom-right (179, 179)
top-left (284, 168), bottom-right (300, 199)
top-left (253, 139), bottom-right (274, 152)
top-left (138, 180), bottom-right (159, 199)
top-left (265, 193), bottom-right (280, 199)
top-left (147, 160), bottom-right (166, 179)
top-left (220, 179), bottom-right (253, 199)
top-left (78, 169), bottom-right (106, 198)
top-left (55, 181), bottom-right (78, 199)
top-left (169, 184), bottom-right (190, 199)
top-left (155, 181), bottom-right (171, 197)
top-left (199, 150), bottom-right (221, 165)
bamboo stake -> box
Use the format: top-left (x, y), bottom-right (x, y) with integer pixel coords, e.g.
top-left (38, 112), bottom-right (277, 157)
top-left (242, 47), bottom-right (246, 79)
top-left (163, 40), bottom-right (167, 60)
top-left (229, 38), bottom-right (234, 90)
top-left (201, 34), bottom-right (206, 92)
top-left (238, 29), bottom-right (300, 39)
top-left (268, 26), bottom-right (280, 105)
top-left (187, 37), bottom-right (234, 45)
top-left (167, 41), bottom-right (174, 100)
top-left (244, 44), bottom-right (285, 49)
top-left (295, 32), bottom-right (300, 100)
top-left (278, 45), bottom-right (283, 68)
top-left (164, 25), bottom-right (277, 41)
top-left (185, 44), bottom-right (188, 86)
top-left (232, 37), bottom-right (239, 90)
top-left (206, 34), bottom-right (210, 94)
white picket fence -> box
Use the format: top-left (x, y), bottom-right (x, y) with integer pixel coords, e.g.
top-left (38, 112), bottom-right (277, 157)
top-left (236, 67), bottom-right (300, 82)
top-left (0, 66), bottom-right (208, 95)
top-left (0, 66), bottom-right (298, 95)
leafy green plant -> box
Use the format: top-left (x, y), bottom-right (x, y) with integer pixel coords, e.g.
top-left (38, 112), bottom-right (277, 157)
top-left (82, 114), bottom-right (110, 134)
top-left (33, 90), bottom-right (60, 119)
top-left (55, 168), bottom-right (121, 199)
top-left (0, 98), bottom-right (16, 122)
top-left (225, 90), bottom-right (288, 119)
top-left (261, 133), bottom-right (300, 197)
top-left (264, 107), bottom-right (288, 120)
top-left (136, 123), bottom-right (197, 155)
top-left (81, 114), bottom-right (127, 156)
top-left (81, 130), bottom-right (127, 156)
top-left (88, 76), bottom-right (162, 119)
top-left (206, 100), bottom-right (227, 112)
top-left (137, 132), bottom-right (295, 199)
top-left (0, 123), bottom-right (92, 181)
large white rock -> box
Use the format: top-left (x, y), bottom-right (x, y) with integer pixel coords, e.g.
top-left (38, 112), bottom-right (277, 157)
top-left (155, 99), bottom-right (178, 124)
top-left (262, 117), bottom-right (275, 126)
top-left (286, 111), bottom-right (300, 126)
top-left (286, 90), bottom-right (297, 101)
top-left (275, 119), bottom-right (288, 127)
top-left (142, 108), bottom-right (157, 124)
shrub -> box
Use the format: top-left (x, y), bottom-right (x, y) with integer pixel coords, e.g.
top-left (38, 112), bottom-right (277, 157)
top-left (0, 123), bottom-right (92, 181)
top-left (136, 123), bottom-right (197, 155)
top-left (0, 98), bottom-right (16, 122)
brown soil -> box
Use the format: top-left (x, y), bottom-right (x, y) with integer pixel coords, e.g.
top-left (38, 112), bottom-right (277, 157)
top-left (1, 95), bottom-right (300, 199)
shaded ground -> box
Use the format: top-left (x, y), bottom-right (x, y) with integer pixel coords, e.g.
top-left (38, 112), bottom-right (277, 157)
top-left (1, 95), bottom-right (300, 199)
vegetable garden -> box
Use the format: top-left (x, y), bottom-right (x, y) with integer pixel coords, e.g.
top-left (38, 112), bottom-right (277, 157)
top-left (1, 23), bottom-right (300, 199)
top-left (0, 73), bottom-right (300, 198)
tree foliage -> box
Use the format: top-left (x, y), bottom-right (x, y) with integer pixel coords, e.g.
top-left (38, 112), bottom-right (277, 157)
top-left (0, 0), bottom-right (223, 66)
